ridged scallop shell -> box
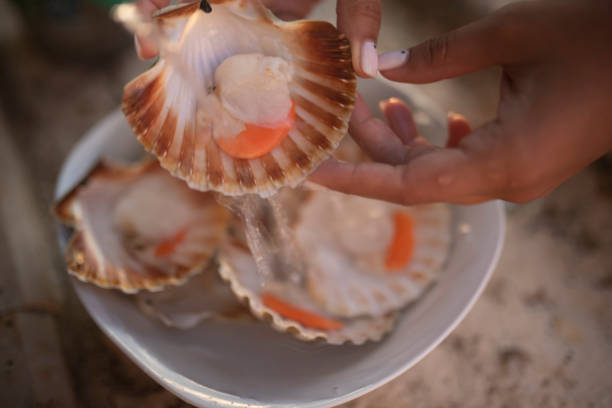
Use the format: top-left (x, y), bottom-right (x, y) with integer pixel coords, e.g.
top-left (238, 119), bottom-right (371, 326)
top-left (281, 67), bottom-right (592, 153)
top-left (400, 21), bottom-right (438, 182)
top-left (120, 0), bottom-right (356, 197)
top-left (53, 160), bottom-right (230, 293)
top-left (218, 241), bottom-right (397, 345)
top-left (137, 262), bottom-right (250, 329)
top-left (295, 189), bottom-right (451, 318)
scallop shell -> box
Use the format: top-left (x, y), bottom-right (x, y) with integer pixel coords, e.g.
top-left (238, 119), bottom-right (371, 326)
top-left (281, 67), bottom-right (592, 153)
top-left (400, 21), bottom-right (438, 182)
top-left (218, 241), bottom-right (397, 345)
top-left (295, 189), bottom-right (451, 318)
top-left (120, 0), bottom-right (356, 197)
top-left (53, 160), bottom-right (230, 293)
top-left (137, 262), bottom-right (250, 329)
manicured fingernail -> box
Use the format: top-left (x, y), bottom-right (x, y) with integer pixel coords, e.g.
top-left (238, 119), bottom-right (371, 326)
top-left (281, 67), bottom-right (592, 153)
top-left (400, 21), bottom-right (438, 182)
top-left (361, 40), bottom-right (378, 78)
top-left (378, 49), bottom-right (409, 71)
top-left (378, 99), bottom-right (389, 113)
top-left (379, 97), bottom-right (403, 112)
top-left (448, 111), bottom-right (464, 120)
top-left (134, 36), bottom-right (143, 59)
top-left (378, 97), bottom-right (400, 112)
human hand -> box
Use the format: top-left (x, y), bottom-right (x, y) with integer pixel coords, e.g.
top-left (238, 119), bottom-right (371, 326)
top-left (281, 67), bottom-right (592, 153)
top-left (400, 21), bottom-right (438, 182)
top-left (312, 0), bottom-right (612, 205)
top-left (134, 0), bottom-right (321, 60)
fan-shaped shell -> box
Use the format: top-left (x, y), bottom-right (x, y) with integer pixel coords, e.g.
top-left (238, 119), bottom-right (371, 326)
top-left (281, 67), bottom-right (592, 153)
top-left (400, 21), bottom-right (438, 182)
top-left (295, 189), bottom-right (451, 318)
top-left (120, 0), bottom-right (356, 197)
top-left (53, 160), bottom-right (230, 293)
top-left (218, 240), bottom-right (396, 345)
top-left (137, 262), bottom-right (250, 329)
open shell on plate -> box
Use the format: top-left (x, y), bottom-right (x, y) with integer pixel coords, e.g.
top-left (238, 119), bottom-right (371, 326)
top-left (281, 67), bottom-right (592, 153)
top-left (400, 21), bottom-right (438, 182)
top-left (295, 189), bottom-right (451, 318)
top-left (53, 160), bottom-right (230, 293)
top-left (118, 0), bottom-right (356, 197)
top-left (218, 240), bottom-right (397, 345)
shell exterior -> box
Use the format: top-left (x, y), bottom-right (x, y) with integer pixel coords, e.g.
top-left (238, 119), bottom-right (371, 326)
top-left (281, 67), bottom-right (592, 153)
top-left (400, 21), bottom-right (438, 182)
top-left (295, 189), bottom-right (452, 318)
top-left (121, 0), bottom-right (356, 197)
top-left (137, 262), bottom-right (250, 329)
top-left (218, 240), bottom-right (397, 345)
top-left (53, 160), bottom-right (230, 293)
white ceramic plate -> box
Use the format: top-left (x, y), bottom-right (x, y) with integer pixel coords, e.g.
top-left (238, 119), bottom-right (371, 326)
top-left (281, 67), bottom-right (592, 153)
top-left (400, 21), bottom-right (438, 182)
top-left (55, 79), bottom-right (505, 408)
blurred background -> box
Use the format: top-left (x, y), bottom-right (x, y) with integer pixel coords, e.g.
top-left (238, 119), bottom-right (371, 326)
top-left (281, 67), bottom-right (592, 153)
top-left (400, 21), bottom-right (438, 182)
top-left (0, 0), bottom-right (610, 407)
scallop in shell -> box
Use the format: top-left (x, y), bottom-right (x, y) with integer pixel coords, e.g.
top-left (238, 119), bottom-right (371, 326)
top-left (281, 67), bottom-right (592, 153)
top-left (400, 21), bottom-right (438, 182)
top-left (218, 240), bottom-right (397, 345)
top-left (118, 0), bottom-right (356, 197)
top-left (53, 160), bottom-right (230, 293)
top-left (137, 262), bottom-right (250, 329)
top-left (295, 189), bottom-right (451, 318)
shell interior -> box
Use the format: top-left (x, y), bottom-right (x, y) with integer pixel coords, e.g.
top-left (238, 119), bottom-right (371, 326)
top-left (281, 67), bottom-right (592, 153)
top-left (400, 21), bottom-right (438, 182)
top-left (120, 0), bottom-right (356, 197)
top-left (137, 262), bottom-right (249, 329)
top-left (295, 189), bottom-right (452, 318)
top-left (218, 240), bottom-right (397, 345)
top-left (53, 160), bottom-right (229, 293)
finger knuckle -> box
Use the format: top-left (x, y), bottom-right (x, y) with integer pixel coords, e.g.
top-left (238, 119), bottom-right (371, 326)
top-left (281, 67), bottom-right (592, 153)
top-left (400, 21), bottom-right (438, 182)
top-left (489, 2), bottom-right (533, 51)
top-left (420, 34), bottom-right (453, 68)
top-left (344, 0), bottom-right (381, 24)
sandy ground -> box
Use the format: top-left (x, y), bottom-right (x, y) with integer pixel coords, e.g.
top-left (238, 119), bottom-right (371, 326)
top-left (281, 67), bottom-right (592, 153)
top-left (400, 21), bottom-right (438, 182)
top-left (0, 0), bottom-right (611, 407)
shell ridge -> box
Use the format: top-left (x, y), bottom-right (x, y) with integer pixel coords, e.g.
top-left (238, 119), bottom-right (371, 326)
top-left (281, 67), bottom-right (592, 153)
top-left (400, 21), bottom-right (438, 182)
top-left (122, 0), bottom-right (356, 196)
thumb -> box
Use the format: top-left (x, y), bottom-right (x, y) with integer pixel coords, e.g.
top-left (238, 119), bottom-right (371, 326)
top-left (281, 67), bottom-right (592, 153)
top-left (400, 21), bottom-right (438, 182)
top-left (337, 0), bottom-right (381, 78)
top-left (378, 10), bottom-right (521, 83)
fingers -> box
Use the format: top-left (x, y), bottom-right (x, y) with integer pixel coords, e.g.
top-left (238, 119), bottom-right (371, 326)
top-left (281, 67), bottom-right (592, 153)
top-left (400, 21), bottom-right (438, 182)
top-left (311, 120), bottom-right (513, 205)
top-left (446, 112), bottom-right (472, 148)
top-left (135, 0), bottom-right (170, 60)
top-left (378, 11), bottom-right (517, 83)
top-left (310, 159), bottom-right (409, 204)
top-left (379, 97), bottom-right (419, 144)
top-left (311, 146), bottom-right (499, 205)
top-left (348, 96), bottom-right (410, 165)
top-left (337, 0), bottom-right (381, 78)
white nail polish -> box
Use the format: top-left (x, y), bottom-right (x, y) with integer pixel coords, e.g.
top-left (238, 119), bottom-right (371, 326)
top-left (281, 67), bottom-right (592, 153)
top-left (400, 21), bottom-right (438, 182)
top-left (361, 40), bottom-right (378, 78)
top-left (134, 36), bottom-right (143, 59)
top-left (378, 49), bottom-right (409, 71)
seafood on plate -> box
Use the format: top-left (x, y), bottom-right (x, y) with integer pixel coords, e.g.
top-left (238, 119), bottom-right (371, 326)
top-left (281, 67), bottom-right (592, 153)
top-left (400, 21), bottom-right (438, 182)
top-left (294, 188), bottom-right (452, 318)
top-left (218, 239), bottom-right (397, 345)
top-left (116, 0), bottom-right (356, 197)
top-left (53, 159), bottom-right (230, 293)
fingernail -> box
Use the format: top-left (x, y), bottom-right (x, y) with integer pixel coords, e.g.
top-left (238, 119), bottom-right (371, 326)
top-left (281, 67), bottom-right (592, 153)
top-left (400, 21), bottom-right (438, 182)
top-left (361, 40), bottom-right (378, 78)
top-left (378, 49), bottom-right (409, 71)
top-left (134, 36), bottom-right (143, 59)
top-left (379, 97), bottom-right (403, 112)
top-left (378, 99), bottom-right (389, 113)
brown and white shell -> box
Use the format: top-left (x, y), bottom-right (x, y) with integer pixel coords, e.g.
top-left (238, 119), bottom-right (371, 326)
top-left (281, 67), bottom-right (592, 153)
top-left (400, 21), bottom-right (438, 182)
top-left (217, 240), bottom-right (397, 345)
top-left (120, 0), bottom-right (356, 197)
top-left (53, 160), bottom-right (230, 293)
top-left (295, 189), bottom-right (451, 318)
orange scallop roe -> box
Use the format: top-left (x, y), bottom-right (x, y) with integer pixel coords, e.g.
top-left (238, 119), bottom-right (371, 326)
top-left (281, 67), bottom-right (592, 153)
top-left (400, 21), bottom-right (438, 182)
top-left (262, 293), bottom-right (343, 331)
top-left (384, 211), bottom-right (415, 272)
top-left (216, 101), bottom-right (295, 159)
top-left (154, 228), bottom-right (188, 257)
